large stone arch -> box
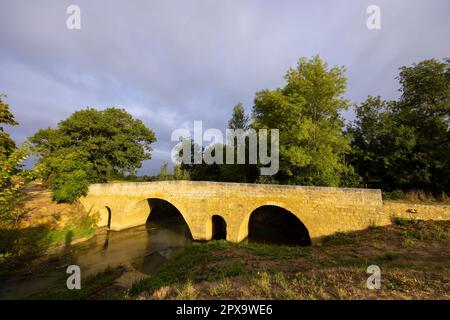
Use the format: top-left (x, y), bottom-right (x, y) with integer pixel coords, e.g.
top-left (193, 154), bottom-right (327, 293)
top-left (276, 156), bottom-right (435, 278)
top-left (127, 197), bottom-right (196, 237)
top-left (237, 202), bottom-right (312, 244)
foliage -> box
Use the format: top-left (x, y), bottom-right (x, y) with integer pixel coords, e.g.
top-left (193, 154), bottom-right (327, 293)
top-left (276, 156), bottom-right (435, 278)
top-left (29, 107), bottom-right (156, 201)
top-left (348, 58), bottom-right (450, 194)
top-left (0, 94), bottom-right (18, 157)
top-left (347, 96), bottom-right (416, 189)
top-left (0, 94), bottom-right (36, 225)
top-left (157, 162), bottom-right (170, 181)
top-left (155, 163), bottom-right (190, 181)
top-left (218, 104), bottom-right (258, 182)
top-left (228, 102), bottom-right (250, 130)
top-left (44, 151), bottom-right (93, 203)
top-left (252, 55), bottom-right (352, 186)
top-left (173, 164), bottom-right (191, 180)
top-left (0, 144), bottom-right (34, 224)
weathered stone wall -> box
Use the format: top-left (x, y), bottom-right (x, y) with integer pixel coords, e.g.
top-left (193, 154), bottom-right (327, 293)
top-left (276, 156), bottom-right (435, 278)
top-left (80, 181), bottom-right (387, 242)
top-left (79, 181), bottom-right (450, 243)
top-left (382, 201), bottom-right (450, 222)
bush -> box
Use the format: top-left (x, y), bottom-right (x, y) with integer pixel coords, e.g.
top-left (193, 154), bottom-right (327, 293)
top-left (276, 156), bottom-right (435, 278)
top-left (382, 190), bottom-right (404, 200)
top-left (44, 151), bottom-right (94, 203)
top-left (50, 171), bottom-right (90, 203)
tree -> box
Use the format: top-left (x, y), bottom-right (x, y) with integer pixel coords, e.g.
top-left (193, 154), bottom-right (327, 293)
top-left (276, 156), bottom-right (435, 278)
top-left (157, 162), bottom-right (170, 181)
top-left (348, 58), bottom-right (450, 193)
top-left (347, 96), bottom-right (415, 189)
top-left (218, 103), bottom-right (258, 182)
top-left (395, 58), bottom-right (450, 193)
top-left (29, 107), bottom-right (156, 202)
top-left (228, 102), bottom-right (250, 130)
top-left (173, 164), bottom-right (191, 180)
top-left (43, 150), bottom-right (94, 203)
top-left (0, 95), bottom-right (35, 224)
top-left (252, 55), bottom-right (352, 186)
top-left (0, 94), bottom-right (18, 157)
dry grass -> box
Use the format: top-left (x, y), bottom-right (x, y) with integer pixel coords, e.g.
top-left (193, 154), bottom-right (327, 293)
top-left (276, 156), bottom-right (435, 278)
top-left (208, 278), bottom-right (232, 297)
top-left (383, 189), bottom-right (450, 203)
top-left (132, 220), bottom-right (450, 300)
top-left (174, 280), bottom-right (198, 300)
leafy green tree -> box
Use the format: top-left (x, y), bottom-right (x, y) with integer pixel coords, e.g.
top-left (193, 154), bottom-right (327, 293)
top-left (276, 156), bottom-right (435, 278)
top-left (177, 138), bottom-right (219, 181)
top-left (348, 58), bottom-right (449, 193)
top-left (157, 162), bottom-right (171, 181)
top-left (0, 95), bottom-right (36, 224)
top-left (43, 151), bottom-right (93, 203)
top-left (0, 94), bottom-right (18, 157)
top-left (395, 58), bottom-right (450, 193)
top-left (228, 102), bottom-right (250, 130)
top-left (29, 107), bottom-right (156, 202)
top-left (347, 96), bottom-right (415, 189)
top-left (252, 55), bottom-right (352, 186)
top-left (173, 164), bottom-right (190, 180)
top-left (218, 103), bottom-right (258, 182)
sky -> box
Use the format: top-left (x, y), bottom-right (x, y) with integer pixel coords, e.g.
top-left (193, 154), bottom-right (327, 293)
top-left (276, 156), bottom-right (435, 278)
top-left (1, 0), bottom-right (449, 175)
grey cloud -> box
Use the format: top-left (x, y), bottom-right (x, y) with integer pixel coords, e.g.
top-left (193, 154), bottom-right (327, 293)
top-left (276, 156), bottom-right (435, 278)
top-left (0, 0), bottom-right (449, 174)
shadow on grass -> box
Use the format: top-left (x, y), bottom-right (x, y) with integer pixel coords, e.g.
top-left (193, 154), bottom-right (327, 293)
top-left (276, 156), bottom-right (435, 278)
top-left (0, 216), bottom-right (95, 281)
top-left (0, 226), bottom-right (56, 280)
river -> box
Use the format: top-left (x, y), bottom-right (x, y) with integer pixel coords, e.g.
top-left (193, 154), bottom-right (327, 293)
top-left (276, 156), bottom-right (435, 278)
top-left (0, 216), bottom-right (193, 299)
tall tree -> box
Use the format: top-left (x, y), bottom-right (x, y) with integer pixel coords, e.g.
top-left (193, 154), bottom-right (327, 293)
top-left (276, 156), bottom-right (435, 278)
top-left (0, 94), bottom-right (35, 224)
top-left (347, 96), bottom-right (415, 189)
top-left (0, 94), bottom-right (18, 157)
top-left (29, 107), bottom-right (156, 202)
top-left (348, 58), bottom-right (450, 193)
top-left (228, 102), bottom-right (250, 130)
top-left (396, 58), bottom-right (450, 192)
top-left (252, 55), bottom-right (351, 186)
top-left (157, 162), bottom-right (170, 180)
top-left (218, 103), bottom-right (257, 182)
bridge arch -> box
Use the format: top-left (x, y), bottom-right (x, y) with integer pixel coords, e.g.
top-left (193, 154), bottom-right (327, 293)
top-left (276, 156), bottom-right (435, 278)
top-left (95, 205), bottom-right (112, 228)
top-left (239, 204), bottom-right (312, 246)
top-left (130, 197), bottom-right (195, 238)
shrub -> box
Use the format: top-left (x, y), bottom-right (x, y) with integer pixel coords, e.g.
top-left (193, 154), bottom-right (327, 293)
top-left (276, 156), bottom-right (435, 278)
top-left (49, 170), bottom-right (91, 203)
top-left (44, 151), bottom-right (94, 203)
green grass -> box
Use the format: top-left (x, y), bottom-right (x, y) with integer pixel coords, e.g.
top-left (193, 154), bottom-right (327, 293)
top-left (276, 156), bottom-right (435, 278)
top-left (382, 251), bottom-right (398, 261)
top-left (392, 216), bottom-right (419, 226)
top-left (237, 241), bottom-right (311, 259)
top-left (129, 240), bottom-right (314, 296)
top-left (322, 232), bottom-right (355, 245)
top-left (399, 222), bottom-right (449, 242)
top-left (44, 214), bottom-right (96, 246)
top-left (130, 241), bottom-right (232, 295)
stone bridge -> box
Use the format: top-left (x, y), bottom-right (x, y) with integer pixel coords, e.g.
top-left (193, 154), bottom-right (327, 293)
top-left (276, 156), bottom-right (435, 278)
top-left (79, 181), bottom-right (393, 243)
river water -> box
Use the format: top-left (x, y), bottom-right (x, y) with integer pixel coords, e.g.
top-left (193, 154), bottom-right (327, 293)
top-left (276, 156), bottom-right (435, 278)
top-left (0, 216), bottom-right (193, 299)
top-left (0, 206), bottom-right (310, 299)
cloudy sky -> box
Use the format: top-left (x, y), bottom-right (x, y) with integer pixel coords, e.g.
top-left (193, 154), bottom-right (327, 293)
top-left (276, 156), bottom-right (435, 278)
top-left (1, 0), bottom-right (449, 175)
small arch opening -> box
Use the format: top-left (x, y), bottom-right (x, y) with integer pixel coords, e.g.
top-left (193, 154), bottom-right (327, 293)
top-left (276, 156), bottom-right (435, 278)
top-left (211, 215), bottom-right (227, 240)
top-left (248, 205), bottom-right (311, 246)
top-left (106, 206), bottom-right (112, 229)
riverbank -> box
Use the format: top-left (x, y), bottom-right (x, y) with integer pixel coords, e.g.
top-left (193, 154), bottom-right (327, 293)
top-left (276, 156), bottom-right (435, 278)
top-left (34, 218), bottom-right (450, 300)
top-left (0, 182), bottom-right (98, 282)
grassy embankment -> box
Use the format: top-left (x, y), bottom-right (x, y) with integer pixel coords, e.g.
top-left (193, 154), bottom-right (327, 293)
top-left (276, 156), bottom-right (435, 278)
top-left (36, 218), bottom-right (450, 300)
